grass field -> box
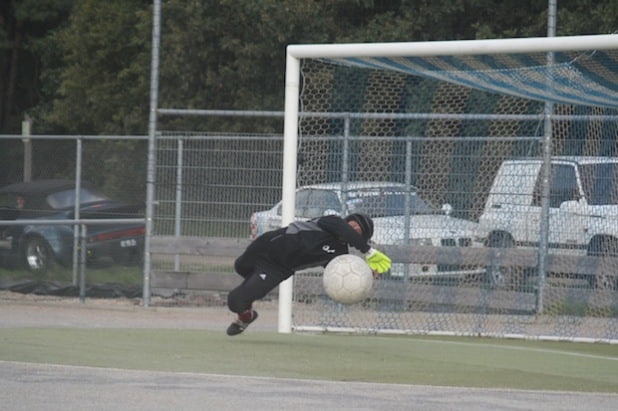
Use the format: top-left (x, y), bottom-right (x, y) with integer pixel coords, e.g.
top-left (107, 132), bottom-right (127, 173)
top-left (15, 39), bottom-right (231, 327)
top-left (1, 328), bottom-right (617, 393)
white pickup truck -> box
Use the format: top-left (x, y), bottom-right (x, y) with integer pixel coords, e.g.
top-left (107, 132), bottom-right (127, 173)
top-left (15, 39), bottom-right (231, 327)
top-left (478, 156), bottom-right (618, 289)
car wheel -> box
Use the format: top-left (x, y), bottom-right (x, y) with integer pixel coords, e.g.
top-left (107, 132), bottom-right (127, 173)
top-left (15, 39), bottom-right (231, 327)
top-left (484, 233), bottom-right (516, 288)
top-left (590, 274), bottom-right (618, 290)
top-left (587, 237), bottom-right (618, 290)
top-left (485, 265), bottom-right (508, 287)
top-left (112, 248), bottom-right (143, 266)
top-left (23, 237), bottom-right (55, 272)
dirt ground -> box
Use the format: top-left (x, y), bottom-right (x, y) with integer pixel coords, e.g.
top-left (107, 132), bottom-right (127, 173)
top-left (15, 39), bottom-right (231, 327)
top-left (0, 290), bottom-right (279, 331)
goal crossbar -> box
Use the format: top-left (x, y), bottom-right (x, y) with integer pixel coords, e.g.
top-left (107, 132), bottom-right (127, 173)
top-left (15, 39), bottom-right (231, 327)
top-left (287, 34), bottom-right (618, 59)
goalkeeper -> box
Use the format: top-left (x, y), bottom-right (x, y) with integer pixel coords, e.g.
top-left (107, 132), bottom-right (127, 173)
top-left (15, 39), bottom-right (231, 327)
top-left (226, 212), bottom-right (391, 336)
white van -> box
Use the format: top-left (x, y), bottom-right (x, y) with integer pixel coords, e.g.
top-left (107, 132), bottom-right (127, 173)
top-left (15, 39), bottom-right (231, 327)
top-left (479, 157), bottom-right (618, 289)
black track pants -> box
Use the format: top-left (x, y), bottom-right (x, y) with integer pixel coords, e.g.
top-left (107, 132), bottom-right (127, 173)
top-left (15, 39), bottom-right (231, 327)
top-left (227, 262), bottom-right (290, 314)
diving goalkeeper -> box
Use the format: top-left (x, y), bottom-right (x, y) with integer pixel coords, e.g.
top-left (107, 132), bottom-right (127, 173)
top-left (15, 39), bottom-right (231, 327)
top-left (226, 213), bottom-right (392, 336)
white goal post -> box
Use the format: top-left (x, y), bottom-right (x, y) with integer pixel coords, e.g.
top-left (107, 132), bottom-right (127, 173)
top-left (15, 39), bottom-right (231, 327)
top-left (278, 34), bottom-right (618, 336)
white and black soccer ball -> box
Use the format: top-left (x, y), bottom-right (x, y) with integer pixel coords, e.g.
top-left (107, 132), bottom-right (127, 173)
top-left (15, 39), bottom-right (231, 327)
top-left (322, 254), bottom-right (373, 304)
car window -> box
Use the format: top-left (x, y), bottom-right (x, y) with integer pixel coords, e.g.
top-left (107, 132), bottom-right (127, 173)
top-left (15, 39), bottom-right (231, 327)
top-left (0, 193), bottom-right (49, 213)
top-left (314, 190), bottom-right (341, 210)
top-left (532, 164), bottom-right (579, 208)
top-left (0, 194), bottom-right (15, 208)
top-left (351, 192), bottom-right (436, 217)
top-left (579, 163), bottom-right (618, 206)
top-left (294, 189), bottom-right (341, 218)
top-left (305, 190), bottom-right (341, 217)
top-left (276, 185), bottom-right (432, 218)
top-left (275, 189), bottom-right (313, 216)
top-left (290, 189), bottom-right (310, 216)
top-left (47, 188), bottom-right (109, 209)
top-left (548, 165), bottom-right (579, 208)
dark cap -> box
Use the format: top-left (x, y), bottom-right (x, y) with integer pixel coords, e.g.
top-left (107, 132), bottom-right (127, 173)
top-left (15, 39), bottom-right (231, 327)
top-left (345, 213), bottom-right (374, 240)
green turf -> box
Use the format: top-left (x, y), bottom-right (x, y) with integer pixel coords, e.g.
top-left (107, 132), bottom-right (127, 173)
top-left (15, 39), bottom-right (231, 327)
top-left (0, 328), bottom-right (616, 393)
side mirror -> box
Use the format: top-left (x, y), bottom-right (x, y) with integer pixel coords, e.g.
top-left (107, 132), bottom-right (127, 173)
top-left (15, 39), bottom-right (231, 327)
top-left (441, 203), bottom-right (453, 216)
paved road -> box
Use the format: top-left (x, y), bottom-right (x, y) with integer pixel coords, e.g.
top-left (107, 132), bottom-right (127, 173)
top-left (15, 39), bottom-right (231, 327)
top-left (2, 361), bottom-right (617, 411)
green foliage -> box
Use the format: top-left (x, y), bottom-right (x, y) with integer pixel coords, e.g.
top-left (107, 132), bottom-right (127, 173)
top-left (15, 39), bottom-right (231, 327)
top-left (0, 0), bottom-right (618, 194)
top-left (21, 1), bottom-right (150, 199)
top-left (81, 139), bottom-right (147, 203)
top-left (39, 0), bottom-right (151, 135)
top-left (555, 0), bottom-right (618, 35)
top-left (0, 0), bottom-right (72, 133)
top-left (1, 0), bottom-right (616, 190)
top-left (158, 1), bottom-right (342, 116)
top-left (6, 0), bottom-right (616, 136)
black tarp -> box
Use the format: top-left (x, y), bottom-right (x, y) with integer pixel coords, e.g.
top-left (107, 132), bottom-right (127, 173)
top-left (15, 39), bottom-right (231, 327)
top-left (0, 279), bottom-right (142, 298)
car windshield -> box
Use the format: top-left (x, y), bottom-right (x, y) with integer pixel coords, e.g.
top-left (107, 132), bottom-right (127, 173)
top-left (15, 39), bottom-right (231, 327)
top-left (47, 188), bottom-right (110, 209)
top-left (346, 189), bottom-right (436, 217)
top-left (579, 163), bottom-right (618, 205)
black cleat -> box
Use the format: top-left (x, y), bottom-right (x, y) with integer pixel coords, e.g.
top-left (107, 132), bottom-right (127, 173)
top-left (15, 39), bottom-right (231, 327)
top-left (226, 310), bottom-right (258, 336)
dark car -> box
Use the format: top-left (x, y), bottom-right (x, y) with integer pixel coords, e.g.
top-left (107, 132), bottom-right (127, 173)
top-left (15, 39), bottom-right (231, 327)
top-left (0, 179), bottom-right (145, 271)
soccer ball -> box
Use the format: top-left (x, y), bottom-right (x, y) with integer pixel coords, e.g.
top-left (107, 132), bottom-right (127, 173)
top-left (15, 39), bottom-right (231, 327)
top-left (322, 254), bottom-right (373, 304)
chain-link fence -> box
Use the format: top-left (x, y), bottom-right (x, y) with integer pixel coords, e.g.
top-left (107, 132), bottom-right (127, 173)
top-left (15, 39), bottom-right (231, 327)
top-left (0, 135), bottom-right (147, 298)
top-left (146, 104), bottom-right (617, 341)
top-left (280, 52), bottom-right (618, 341)
top-left (1, 102), bottom-right (617, 340)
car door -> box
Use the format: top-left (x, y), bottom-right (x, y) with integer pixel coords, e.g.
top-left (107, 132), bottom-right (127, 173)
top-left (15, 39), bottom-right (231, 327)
top-left (548, 164), bottom-right (585, 253)
top-left (530, 163), bottom-right (582, 253)
top-left (489, 162), bottom-right (540, 247)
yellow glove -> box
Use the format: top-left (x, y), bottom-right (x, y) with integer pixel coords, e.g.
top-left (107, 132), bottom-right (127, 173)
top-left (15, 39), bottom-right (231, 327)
top-left (365, 248), bottom-right (391, 274)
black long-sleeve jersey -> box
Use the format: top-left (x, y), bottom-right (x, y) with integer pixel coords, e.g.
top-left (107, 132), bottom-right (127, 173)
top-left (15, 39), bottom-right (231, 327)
top-left (245, 214), bottom-right (371, 273)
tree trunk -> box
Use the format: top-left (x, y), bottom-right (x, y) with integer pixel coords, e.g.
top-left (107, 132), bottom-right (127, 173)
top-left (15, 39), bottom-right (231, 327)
top-left (4, 20), bottom-right (23, 131)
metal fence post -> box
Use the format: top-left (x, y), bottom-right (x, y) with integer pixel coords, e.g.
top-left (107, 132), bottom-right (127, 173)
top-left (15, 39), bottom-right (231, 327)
top-left (143, 0), bottom-right (162, 306)
top-left (536, 0), bottom-right (558, 314)
top-left (174, 138), bottom-right (184, 271)
top-left (72, 137), bottom-right (83, 286)
top-left (79, 224), bottom-right (87, 303)
top-left (21, 116), bottom-right (32, 182)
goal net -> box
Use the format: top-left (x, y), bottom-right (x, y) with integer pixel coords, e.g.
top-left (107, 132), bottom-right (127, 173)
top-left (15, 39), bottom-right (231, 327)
top-left (280, 35), bottom-right (618, 342)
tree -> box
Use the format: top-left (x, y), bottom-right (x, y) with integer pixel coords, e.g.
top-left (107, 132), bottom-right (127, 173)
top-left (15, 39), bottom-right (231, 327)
top-left (0, 0), bottom-right (73, 186)
top-left (156, 0), bottom-right (348, 132)
top-left (37, 0), bottom-right (151, 135)
top-left (554, 0), bottom-right (618, 36)
top-left (29, 0), bottom-right (618, 134)
top-left (2, 0), bottom-right (615, 190)
top-left (0, 0), bottom-right (72, 133)
top-left (28, 0), bottom-right (151, 200)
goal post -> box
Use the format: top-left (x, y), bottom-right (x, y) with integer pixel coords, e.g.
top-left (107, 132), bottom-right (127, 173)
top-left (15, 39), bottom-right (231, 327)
top-left (278, 54), bottom-right (301, 333)
top-left (279, 34), bottom-right (618, 340)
